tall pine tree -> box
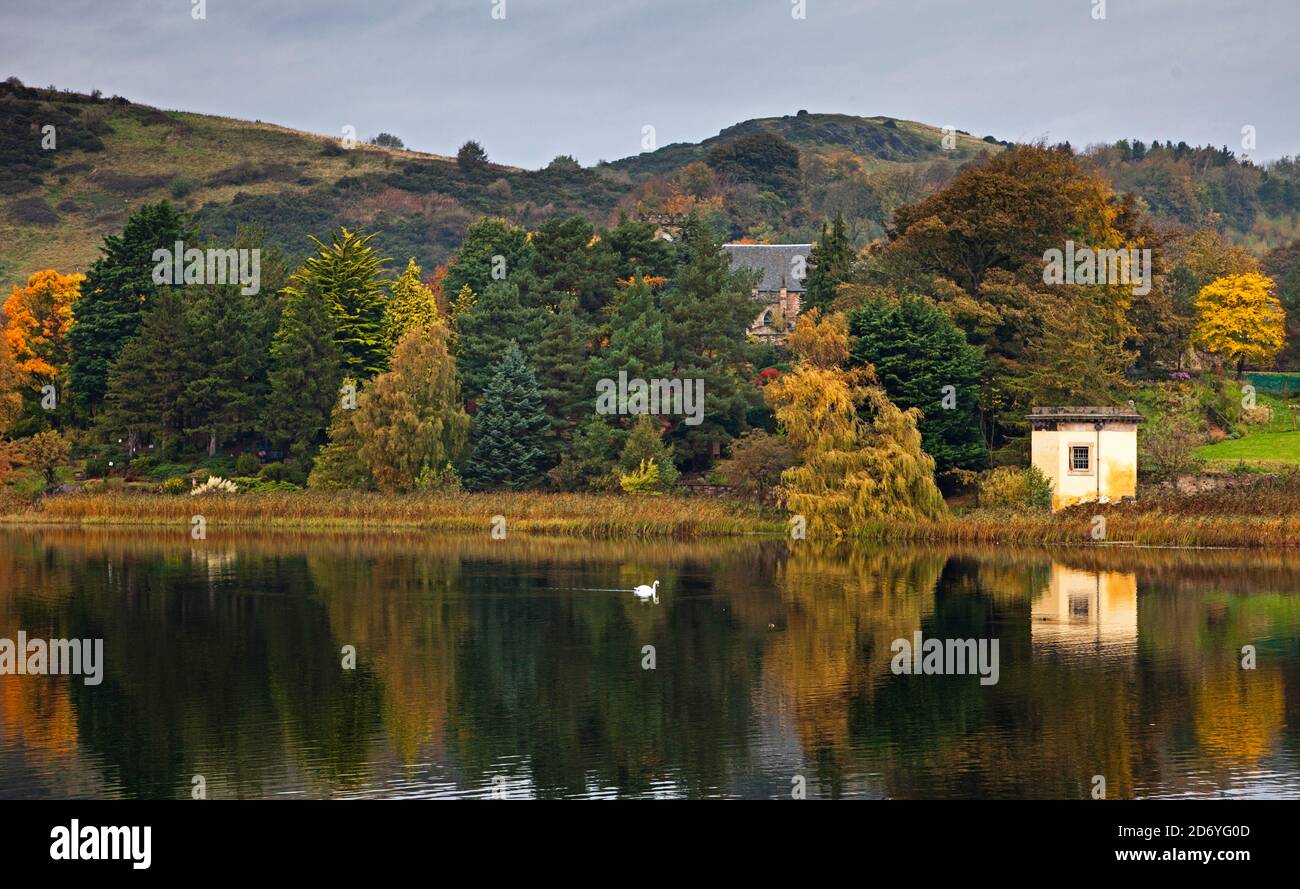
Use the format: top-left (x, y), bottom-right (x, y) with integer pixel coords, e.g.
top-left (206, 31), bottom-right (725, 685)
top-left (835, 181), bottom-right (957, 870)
top-left (68, 201), bottom-right (190, 411)
top-left (803, 213), bottom-right (854, 313)
top-left (98, 288), bottom-right (190, 453)
top-left (455, 280), bottom-right (538, 401)
top-left (660, 216), bottom-right (762, 465)
top-left (181, 281), bottom-right (272, 455)
top-left (283, 228), bottom-right (389, 378)
top-left (533, 294), bottom-right (593, 458)
top-left (464, 342), bottom-right (549, 489)
top-left (264, 280), bottom-right (342, 457)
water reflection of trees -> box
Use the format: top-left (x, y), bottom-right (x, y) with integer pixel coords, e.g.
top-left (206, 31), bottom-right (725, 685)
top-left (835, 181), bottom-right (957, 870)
top-left (1, 528), bottom-right (1297, 799)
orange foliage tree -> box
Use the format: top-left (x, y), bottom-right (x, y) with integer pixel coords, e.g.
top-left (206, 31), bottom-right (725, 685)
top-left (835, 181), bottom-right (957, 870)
top-left (4, 269), bottom-right (83, 381)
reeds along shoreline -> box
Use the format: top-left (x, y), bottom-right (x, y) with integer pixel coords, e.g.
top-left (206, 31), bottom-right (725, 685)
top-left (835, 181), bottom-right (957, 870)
top-left (3, 489), bottom-right (1300, 547)
top-left (2, 491), bottom-right (781, 539)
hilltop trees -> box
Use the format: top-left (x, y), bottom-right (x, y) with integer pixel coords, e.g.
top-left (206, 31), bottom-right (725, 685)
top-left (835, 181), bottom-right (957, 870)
top-left (705, 131), bottom-right (801, 200)
top-left (68, 201), bottom-right (190, 411)
top-left (457, 140), bottom-right (489, 172)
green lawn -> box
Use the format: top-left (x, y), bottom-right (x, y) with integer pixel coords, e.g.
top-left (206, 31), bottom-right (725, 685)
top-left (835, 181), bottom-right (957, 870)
top-left (1196, 430), bottom-right (1300, 467)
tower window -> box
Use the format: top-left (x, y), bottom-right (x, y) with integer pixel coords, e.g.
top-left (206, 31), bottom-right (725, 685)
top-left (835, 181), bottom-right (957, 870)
top-left (1070, 445), bottom-right (1092, 472)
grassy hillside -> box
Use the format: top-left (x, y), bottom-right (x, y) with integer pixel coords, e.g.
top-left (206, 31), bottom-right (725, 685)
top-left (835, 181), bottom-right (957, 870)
top-left (4, 78), bottom-right (1299, 292)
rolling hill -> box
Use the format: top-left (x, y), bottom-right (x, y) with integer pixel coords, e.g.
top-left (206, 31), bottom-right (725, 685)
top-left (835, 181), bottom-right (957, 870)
top-left (3, 77), bottom-right (1298, 292)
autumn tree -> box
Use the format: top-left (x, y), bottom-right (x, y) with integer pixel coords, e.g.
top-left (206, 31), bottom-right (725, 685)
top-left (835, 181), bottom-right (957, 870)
top-left (22, 430), bottom-right (69, 485)
top-left (4, 269), bottom-right (82, 381)
top-left (882, 144), bottom-right (1123, 295)
top-left (0, 337), bottom-right (24, 481)
top-left (351, 324), bottom-right (471, 493)
top-left (383, 258), bottom-right (440, 346)
top-left (1191, 273), bottom-right (1286, 376)
top-left (765, 310), bottom-right (946, 536)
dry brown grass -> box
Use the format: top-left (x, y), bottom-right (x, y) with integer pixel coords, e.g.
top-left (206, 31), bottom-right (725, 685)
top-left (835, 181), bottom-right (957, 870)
top-left (2, 490), bottom-right (780, 539)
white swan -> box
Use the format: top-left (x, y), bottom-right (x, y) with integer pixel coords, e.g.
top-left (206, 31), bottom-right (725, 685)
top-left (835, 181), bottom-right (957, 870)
top-left (633, 580), bottom-right (660, 604)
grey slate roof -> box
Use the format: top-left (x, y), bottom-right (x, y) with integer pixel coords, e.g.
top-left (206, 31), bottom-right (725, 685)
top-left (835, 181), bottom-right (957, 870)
top-left (722, 243), bottom-right (811, 293)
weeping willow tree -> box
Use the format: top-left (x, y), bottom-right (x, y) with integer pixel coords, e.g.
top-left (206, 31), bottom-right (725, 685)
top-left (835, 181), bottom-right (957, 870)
top-left (765, 309), bottom-right (947, 537)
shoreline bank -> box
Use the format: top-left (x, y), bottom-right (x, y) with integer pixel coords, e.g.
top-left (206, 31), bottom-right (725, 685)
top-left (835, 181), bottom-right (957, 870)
top-left (2, 491), bottom-right (1298, 548)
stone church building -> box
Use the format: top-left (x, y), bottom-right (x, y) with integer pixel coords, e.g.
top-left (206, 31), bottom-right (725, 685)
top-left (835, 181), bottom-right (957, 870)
top-left (722, 243), bottom-right (811, 342)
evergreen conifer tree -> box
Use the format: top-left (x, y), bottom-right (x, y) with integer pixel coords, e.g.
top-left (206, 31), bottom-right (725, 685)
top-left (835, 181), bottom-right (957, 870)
top-left (464, 342), bottom-right (549, 489)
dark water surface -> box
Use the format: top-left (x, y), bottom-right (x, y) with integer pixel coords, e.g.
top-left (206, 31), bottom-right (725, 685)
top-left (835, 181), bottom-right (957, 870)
top-left (1, 527), bottom-right (1297, 799)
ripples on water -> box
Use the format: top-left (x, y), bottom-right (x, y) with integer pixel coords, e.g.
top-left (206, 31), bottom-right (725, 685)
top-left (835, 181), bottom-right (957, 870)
top-left (0, 528), bottom-right (1297, 799)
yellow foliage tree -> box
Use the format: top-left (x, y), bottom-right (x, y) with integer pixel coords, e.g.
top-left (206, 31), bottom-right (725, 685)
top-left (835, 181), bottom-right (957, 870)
top-left (782, 306), bottom-right (849, 370)
top-left (765, 311), bottom-right (946, 537)
top-left (4, 269), bottom-right (83, 381)
top-left (1191, 273), bottom-right (1285, 375)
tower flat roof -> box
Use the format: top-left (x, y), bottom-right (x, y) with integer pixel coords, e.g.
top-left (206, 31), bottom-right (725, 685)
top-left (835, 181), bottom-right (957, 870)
top-left (1028, 406), bottom-right (1144, 422)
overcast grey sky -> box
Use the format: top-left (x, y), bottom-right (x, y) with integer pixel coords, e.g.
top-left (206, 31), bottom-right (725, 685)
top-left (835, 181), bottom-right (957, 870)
top-left (4, 0), bottom-right (1296, 168)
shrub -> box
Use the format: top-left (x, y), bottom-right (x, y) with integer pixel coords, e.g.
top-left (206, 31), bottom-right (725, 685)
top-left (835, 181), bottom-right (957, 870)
top-left (1241, 405), bottom-right (1273, 426)
top-left (161, 477), bottom-right (187, 495)
top-left (235, 453), bottom-right (261, 476)
top-left (1142, 413), bottom-right (1202, 481)
top-left (616, 415), bottom-right (678, 490)
top-left (84, 455), bottom-right (111, 478)
top-left (715, 430), bottom-right (796, 499)
top-left (619, 458), bottom-right (664, 496)
top-left (22, 431), bottom-right (70, 484)
top-left (977, 465), bottom-right (1053, 512)
top-left (260, 462), bottom-right (308, 486)
top-left (170, 176), bottom-right (197, 199)
top-left (191, 475), bottom-right (238, 495)
top-left (416, 462), bottom-right (462, 492)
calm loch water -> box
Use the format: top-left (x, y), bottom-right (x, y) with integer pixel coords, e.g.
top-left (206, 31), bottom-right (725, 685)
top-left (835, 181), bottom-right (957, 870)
top-left (0, 527), bottom-right (1297, 799)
